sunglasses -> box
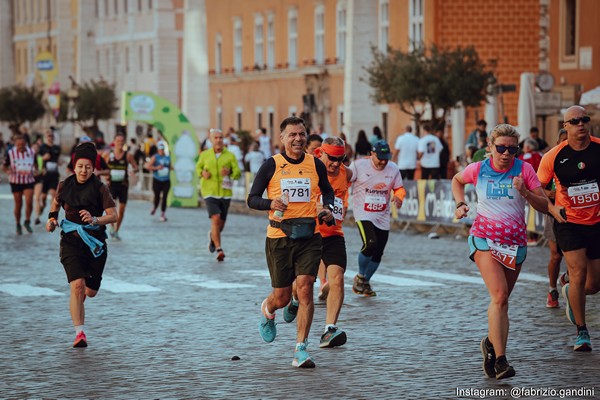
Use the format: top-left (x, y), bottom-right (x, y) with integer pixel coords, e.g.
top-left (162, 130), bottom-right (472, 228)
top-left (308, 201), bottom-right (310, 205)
top-left (495, 145), bottom-right (519, 155)
top-left (326, 153), bottom-right (346, 163)
top-left (565, 116), bottom-right (591, 125)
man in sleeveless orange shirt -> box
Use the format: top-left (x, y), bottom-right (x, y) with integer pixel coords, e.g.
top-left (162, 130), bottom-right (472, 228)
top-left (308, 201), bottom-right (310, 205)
top-left (247, 117), bottom-right (335, 368)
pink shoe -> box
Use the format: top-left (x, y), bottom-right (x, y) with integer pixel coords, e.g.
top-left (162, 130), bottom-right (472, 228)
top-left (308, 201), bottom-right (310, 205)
top-left (73, 331), bottom-right (87, 348)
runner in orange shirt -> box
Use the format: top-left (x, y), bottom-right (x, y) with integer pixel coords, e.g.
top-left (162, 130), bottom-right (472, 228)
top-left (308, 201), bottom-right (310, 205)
top-left (538, 105), bottom-right (600, 352)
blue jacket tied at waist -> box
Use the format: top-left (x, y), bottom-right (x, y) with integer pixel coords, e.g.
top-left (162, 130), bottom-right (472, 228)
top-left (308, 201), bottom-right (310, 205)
top-left (60, 219), bottom-right (105, 258)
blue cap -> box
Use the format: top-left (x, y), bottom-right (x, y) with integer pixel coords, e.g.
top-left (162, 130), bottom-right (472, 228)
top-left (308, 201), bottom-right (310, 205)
top-left (372, 140), bottom-right (392, 160)
top-left (79, 135), bottom-right (92, 143)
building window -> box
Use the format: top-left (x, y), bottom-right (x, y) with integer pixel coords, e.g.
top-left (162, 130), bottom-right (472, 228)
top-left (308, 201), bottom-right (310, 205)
top-left (336, 1), bottom-right (347, 63)
top-left (236, 107), bottom-right (243, 131)
top-left (106, 48), bottom-right (110, 77)
top-left (234, 18), bottom-right (243, 73)
top-left (266, 14), bottom-right (275, 70)
top-left (125, 46), bottom-right (130, 73)
top-left (104, 0), bottom-right (109, 17)
top-left (114, 0), bottom-right (118, 15)
top-left (215, 34), bottom-right (222, 74)
top-left (217, 107), bottom-right (223, 131)
top-left (564, 0), bottom-right (577, 57)
top-left (254, 15), bottom-right (264, 68)
top-left (149, 44), bottom-right (154, 72)
top-left (268, 108), bottom-right (274, 136)
top-left (139, 45), bottom-right (143, 72)
top-left (288, 8), bottom-right (298, 68)
top-left (96, 49), bottom-right (100, 75)
top-left (148, 0), bottom-right (152, 9)
top-left (379, 0), bottom-right (389, 53)
top-left (409, 0), bottom-right (424, 49)
top-left (138, 0), bottom-right (142, 11)
top-left (315, 5), bottom-right (325, 65)
top-left (256, 107), bottom-right (263, 129)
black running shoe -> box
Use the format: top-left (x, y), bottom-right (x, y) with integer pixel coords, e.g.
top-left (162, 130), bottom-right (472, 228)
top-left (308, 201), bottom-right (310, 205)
top-left (495, 358), bottom-right (516, 380)
top-left (480, 337), bottom-right (496, 378)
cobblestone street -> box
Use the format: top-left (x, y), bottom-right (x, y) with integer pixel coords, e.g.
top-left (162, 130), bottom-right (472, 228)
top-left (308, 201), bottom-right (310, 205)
top-left (0, 183), bottom-right (598, 399)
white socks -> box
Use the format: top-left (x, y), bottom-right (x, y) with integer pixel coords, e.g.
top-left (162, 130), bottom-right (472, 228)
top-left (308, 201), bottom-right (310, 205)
top-left (262, 299), bottom-right (275, 319)
top-left (324, 324), bottom-right (336, 334)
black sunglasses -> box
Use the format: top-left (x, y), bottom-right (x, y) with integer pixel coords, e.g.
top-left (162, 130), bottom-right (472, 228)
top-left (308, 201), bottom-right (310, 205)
top-left (565, 116), bottom-right (591, 125)
top-left (495, 145), bottom-right (519, 155)
top-left (326, 153), bottom-right (346, 163)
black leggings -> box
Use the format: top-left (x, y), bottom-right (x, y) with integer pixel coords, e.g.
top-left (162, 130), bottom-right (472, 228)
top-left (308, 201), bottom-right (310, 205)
top-left (152, 179), bottom-right (171, 212)
top-left (356, 220), bottom-right (389, 262)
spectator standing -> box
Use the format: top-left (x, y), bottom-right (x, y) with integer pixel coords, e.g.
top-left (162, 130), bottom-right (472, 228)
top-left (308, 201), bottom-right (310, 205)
top-left (354, 130), bottom-right (371, 159)
top-left (417, 124), bottom-right (443, 180)
top-left (393, 125), bottom-right (420, 180)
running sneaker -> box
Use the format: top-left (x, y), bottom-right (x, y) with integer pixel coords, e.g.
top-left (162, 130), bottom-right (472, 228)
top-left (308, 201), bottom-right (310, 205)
top-left (318, 281), bottom-right (330, 301)
top-left (558, 271), bottom-right (569, 287)
top-left (320, 327), bottom-right (347, 348)
top-left (16, 224), bottom-right (22, 235)
top-left (259, 315), bottom-right (276, 343)
top-left (283, 298), bottom-right (299, 323)
top-left (207, 231), bottom-right (216, 253)
top-left (352, 274), bottom-right (365, 295)
top-left (292, 342), bottom-right (315, 368)
top-left (574, 329), bottom-right (592, 352)
top-left (494, 357), bottom-right (515, 380)
top-left (150, 208), bottom-right (156, 215)
top-left (546, 289), bottom-right (559, 308)
top-left (113, 231), bottom-right (121, 241)
top-left (160, 214), bottom-right (167, 222)
top-left (362, 281), bottom-right (377, 297)
top-left (562, 283), bottom-right (576, 325)
top-left (480, 337), bottom-right (496, 378)
top-left (24, 220), bottom-right (33, 233)
top-left (73, 331), bottom-right (88, 348)
top-left (34, 217), bottom-right (41, 225)
top-left (216, 248), bottom-right (225, 262)
top-left (109, 225), bottom-right (115, 238)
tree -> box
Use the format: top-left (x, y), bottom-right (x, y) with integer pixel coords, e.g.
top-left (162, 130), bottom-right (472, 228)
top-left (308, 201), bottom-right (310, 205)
top-left (0, 85), bottom-right (46, 134)
top-left (73, 79), bottom-right (118, 130)
top-left (364, 44), bottom-right (494, 129)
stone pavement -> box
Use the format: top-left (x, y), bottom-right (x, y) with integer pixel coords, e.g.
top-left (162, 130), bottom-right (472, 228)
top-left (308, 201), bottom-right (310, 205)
top-left (0, 182), bottom-right (598, 399)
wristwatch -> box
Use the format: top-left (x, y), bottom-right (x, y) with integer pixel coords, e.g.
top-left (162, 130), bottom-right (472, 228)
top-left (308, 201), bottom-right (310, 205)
top-left (455, 201), bottom-right (468, 209)
top-left (92, 216), bottom-right (98, 225)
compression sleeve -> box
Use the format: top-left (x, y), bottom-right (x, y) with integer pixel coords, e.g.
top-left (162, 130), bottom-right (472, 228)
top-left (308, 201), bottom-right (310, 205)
top-left (247, 157), bottom-right (276, 210)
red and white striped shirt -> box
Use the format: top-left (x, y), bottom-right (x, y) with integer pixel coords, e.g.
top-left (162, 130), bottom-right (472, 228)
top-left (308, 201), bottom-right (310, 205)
top-left (7, 146), bottom-right (36, 184)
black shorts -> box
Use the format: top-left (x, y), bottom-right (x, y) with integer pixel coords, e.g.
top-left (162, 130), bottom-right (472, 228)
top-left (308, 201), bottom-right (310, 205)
top-left (10, 183), bottom-right (34, 193)
top-left (205, 197), bottom-right (231, 220)
top-left (59, 234), bottom-right (108, 291)
top-left (321, 235), bottom-right (347, 271)
top-left (265, 234), bottom-right (322, 288)
top-left (109, 182), bottom-right (129, 204)
top-left (555, 222), bottom-right (600, 259)
top-left (42, 174), bottom-right (59, 194)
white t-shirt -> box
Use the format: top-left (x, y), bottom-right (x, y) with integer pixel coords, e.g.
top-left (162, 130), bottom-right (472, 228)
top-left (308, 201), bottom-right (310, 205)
top-left (394, 133), bottom-right (420, 169)
top-left (258, 135), bottom-right (272, 158)
top-left (349, 158), bottom-right (404, 230)
top-left (244, 151), bottom-right (266, 174)
top-left (418, 134), bottom-right (443, 168)
top-left (227, 144), bottom-right (244, 172)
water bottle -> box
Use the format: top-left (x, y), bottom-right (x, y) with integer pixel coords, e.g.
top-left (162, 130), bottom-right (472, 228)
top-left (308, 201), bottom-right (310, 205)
top-left (273, 192), bottom-right (289, 220)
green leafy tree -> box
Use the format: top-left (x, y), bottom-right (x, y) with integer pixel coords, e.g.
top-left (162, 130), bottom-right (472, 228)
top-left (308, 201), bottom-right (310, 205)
top-left (0, 85), bottom-right (46, 134)
top-left (74, 79), bottom-right (118, 130)
top-left (364, 44), bottom-right (494, 129)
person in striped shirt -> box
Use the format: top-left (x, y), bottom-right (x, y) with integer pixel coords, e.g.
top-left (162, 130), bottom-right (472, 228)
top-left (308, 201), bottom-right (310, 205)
top-left (3, 134), bottom-right (37, 234)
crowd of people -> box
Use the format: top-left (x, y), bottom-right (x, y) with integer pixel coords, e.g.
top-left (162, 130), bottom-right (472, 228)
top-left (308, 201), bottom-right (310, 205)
top-left (1, 106), bottom-right (597, 377)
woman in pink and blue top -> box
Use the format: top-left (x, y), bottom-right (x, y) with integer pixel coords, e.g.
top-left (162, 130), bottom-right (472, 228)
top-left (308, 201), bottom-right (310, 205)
top-left (452, 124), bottom-right (548, 380)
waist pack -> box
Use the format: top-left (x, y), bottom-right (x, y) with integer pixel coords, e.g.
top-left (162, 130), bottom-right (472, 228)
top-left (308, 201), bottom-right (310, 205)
top-left (270, 217), bottom-right (316, 240)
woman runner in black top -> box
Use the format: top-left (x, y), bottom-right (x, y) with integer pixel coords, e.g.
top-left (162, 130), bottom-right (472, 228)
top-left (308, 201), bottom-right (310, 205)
top-left (46, 142), bottom-right (118, 348)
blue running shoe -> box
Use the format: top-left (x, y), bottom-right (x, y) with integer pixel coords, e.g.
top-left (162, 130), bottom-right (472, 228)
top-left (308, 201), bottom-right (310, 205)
top-left (562, 284), bottom-right (576, 325)
top-left (283, 298), bottom-right (299, 323)
top-left (259, 315), bottom-right (276, 343)
top-left (574, 329), bottom-right (592, 352)
top-left (292, 342), bottom-right (315, 368)
top-left (320, 326), bottom-right (347, 348)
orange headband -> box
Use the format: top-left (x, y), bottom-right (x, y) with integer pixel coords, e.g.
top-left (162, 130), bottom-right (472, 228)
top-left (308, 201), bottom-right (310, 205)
top-left (320, 143), bottom-right (345, 157)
